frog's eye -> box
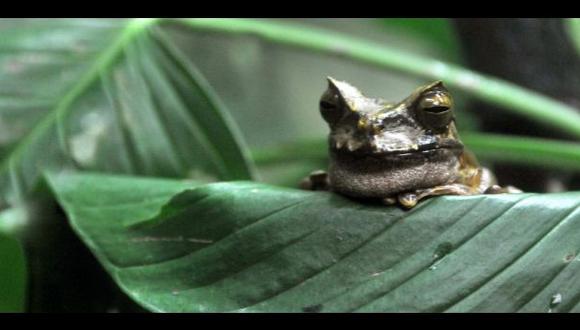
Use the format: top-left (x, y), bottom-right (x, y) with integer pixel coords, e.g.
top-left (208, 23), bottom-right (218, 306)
top-left (319, 90), bottom-right (344, 125)
top-left (319, 100), bottom-right (336, 110)
top-left (421, 104), bottom-right (450, 113)
top-left (416, 90), bottom-right (454, 131)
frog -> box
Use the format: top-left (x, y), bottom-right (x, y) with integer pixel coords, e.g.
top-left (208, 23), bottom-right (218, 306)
top-left (300, 77), bottom-right (520, 208)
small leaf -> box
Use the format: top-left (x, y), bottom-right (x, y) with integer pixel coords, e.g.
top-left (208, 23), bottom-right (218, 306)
top-left (47, 172), bottom-right (580, 312)
top-left (0, 233), bottom-right (26, 312)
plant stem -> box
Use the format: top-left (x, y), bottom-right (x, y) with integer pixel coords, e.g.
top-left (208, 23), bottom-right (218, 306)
top-left (251, 133), bottom-right (580, 172)
top-left (175, 18), bottom-right (580, 139)
top-left (251, 139), bottom-right (326, 166)
top-left (565, 18), bottom-right (580, 56)
top-left (462, 133), bottom-right (580, 170)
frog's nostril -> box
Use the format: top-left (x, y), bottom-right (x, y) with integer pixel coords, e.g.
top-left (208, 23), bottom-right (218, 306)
top-left (357, 118), bottom-right (370, 130)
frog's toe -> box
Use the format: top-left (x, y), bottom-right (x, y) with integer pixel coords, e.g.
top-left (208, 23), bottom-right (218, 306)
top-left (398, 193), bottom-right (418, 209)
top-left (484, 184), bottom-right (502, 194)
top-left (299, 170), bottom-right (329, 191)
top-left (484, 185), bottom-right (522, 194)
top-left (399, 184), bottom-right (473, 208)
top-left (505, 185), bottom-right (523, 193)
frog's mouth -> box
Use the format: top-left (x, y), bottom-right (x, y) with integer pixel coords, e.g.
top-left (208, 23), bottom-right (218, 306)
top-left (377, 139), bottom-right (464, 157)
top-left (330, 138), bottom-right (464, 159)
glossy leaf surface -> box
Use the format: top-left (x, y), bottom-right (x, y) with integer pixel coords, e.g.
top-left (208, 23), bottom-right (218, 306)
top-left (47, 172), bottom-right (580, 312)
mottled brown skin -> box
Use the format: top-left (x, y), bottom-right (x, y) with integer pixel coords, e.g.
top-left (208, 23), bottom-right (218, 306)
top-left (301, 77), bottom-right (520, 208)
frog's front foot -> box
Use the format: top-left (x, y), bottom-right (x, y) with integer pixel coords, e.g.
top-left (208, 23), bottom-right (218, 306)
top-left (393, 184), bottom-right (474, 209)
top-left (484, 185), bottom-right (523, 194)
top-left (393, 183), bottom-right (522, 209)
top-left (300, 170), bottom-right (330, 191)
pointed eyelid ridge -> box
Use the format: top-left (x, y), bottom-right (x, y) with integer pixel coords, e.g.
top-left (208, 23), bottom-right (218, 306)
top-left (326, 77), bottom-right (364, 99)
top-left (419, 80), bottom-right (447, 94)
top-left (401, 80), bottom-right (451, 108)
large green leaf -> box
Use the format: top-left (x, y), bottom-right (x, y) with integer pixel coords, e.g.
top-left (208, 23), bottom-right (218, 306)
top-left (46, 172), bottom-right (580, 312)
top-left (0, 19), bottom-right (125, 153)
top-left (0, 19), bottom-right (254, 205)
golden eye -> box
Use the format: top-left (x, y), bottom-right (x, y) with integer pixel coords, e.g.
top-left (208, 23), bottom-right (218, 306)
top-left (422, 104), bottom-right (450, 113)
top-left (416, 91), bottom-right (454, 130)
top-left (319, 92), bottom-right (344, 125)
top-left (419, 92), bottom-right (453, 113)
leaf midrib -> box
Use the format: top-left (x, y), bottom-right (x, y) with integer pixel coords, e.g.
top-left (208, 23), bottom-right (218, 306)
top-left (0, 18), bottom-right (160, 183)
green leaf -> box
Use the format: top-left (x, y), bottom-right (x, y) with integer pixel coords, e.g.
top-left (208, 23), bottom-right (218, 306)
top-left (0, 19), bottom-right (254, 205)
top-left (0, 233), bottom-right (26, 312)
top-left (47, 172), bottom-right (580, 312)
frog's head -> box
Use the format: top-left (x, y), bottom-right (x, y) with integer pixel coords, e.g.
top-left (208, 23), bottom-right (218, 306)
top-left (319, 77), bottom-right (463, 158)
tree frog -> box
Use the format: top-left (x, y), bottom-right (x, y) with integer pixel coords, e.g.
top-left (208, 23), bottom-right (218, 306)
top-left (301, 77), bottom-right (520, 208)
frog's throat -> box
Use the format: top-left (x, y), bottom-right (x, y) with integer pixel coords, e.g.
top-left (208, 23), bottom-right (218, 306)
top-left (328, 148), bottom-right (462, 198)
